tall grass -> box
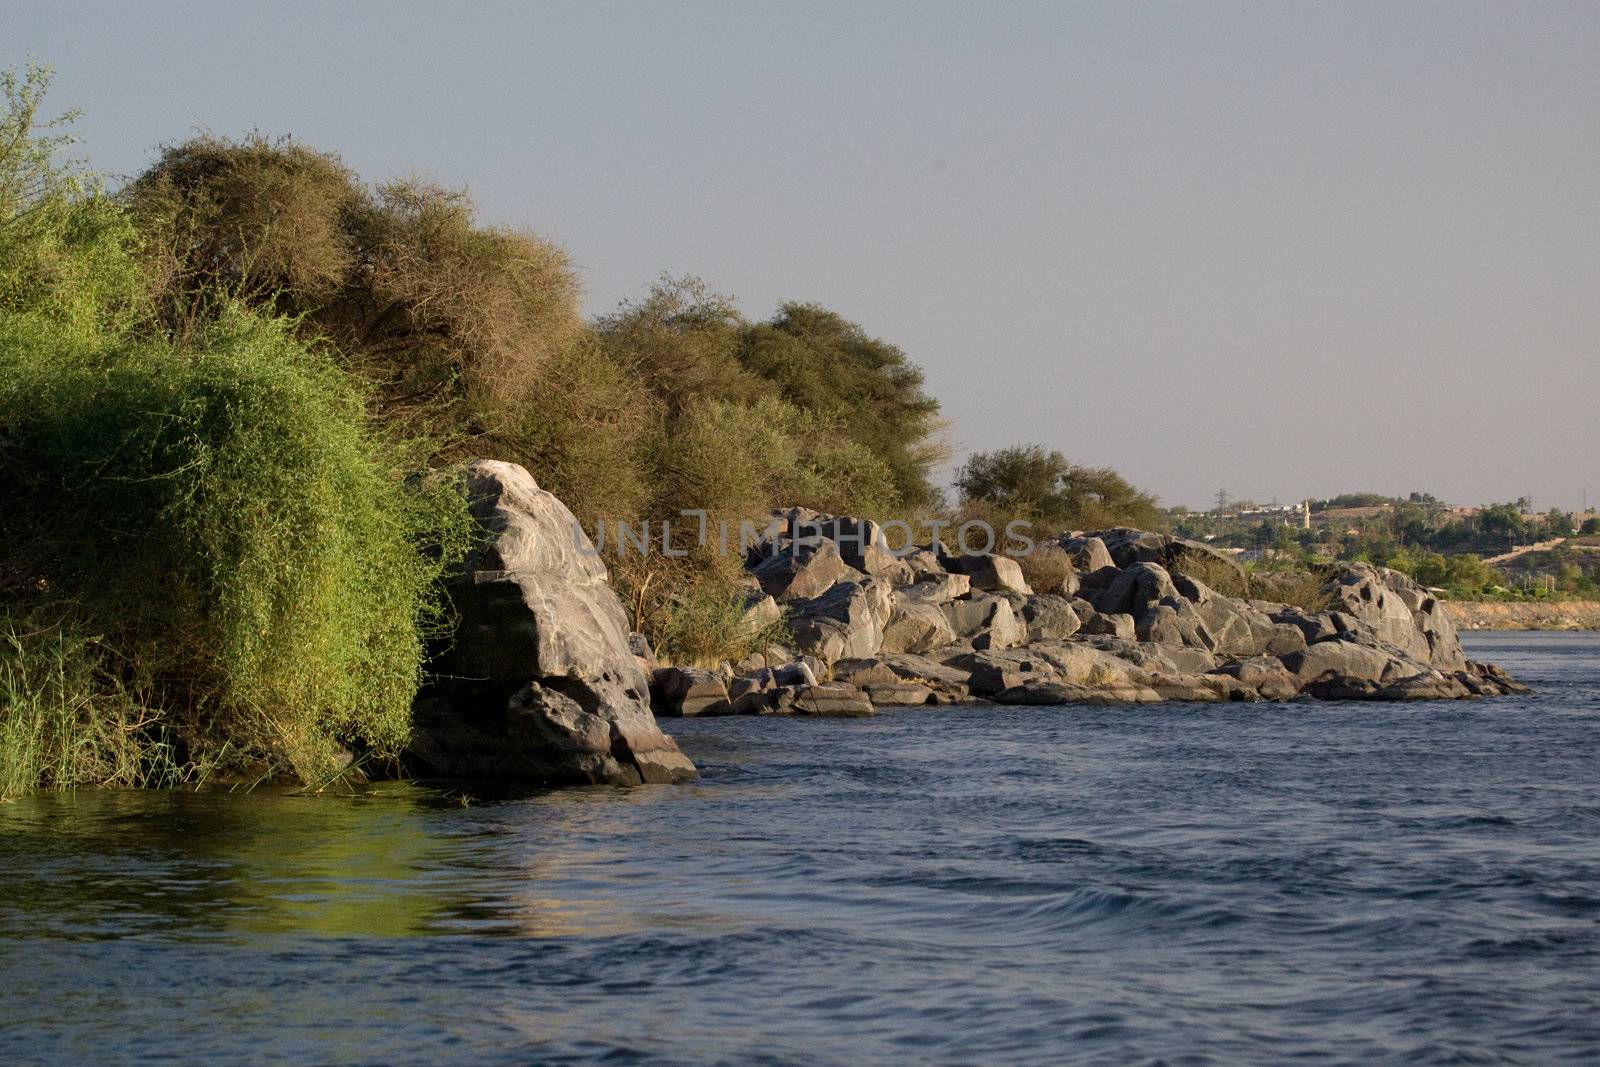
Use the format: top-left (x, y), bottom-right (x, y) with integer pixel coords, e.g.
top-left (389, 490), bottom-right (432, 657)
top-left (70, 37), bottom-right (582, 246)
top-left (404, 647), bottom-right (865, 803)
top-left (0, 612), bottom-right (147, 799)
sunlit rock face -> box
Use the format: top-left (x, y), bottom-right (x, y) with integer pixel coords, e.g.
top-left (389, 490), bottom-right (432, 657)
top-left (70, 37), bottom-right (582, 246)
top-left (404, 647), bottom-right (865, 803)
top-left (413, 461), bottom-right (695, 786)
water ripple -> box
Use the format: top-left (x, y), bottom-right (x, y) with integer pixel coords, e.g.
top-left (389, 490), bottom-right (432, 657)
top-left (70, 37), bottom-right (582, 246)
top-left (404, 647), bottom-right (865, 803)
top-left (1, 631), bottom-right (1598, 1063)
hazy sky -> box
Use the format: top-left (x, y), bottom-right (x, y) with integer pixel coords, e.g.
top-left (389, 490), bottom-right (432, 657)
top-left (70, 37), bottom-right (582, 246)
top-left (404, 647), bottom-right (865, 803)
top-left (10, 2), bottom-right (1599, 510)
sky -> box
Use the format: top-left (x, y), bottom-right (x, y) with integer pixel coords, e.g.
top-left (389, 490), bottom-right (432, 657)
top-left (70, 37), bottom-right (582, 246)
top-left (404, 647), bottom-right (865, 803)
top-left (9, 1), bottom-right (1599, 511)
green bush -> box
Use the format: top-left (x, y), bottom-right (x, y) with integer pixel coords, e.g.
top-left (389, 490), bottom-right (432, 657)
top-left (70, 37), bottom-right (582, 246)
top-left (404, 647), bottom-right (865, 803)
top-left (1, 307), bottom-right (470, 788)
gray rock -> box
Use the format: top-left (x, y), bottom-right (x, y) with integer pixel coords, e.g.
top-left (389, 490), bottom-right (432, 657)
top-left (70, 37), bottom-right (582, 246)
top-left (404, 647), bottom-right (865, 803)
top-left (1094, 528), bottom-right (1245, 582)
top-left (819, 516), bottom-right (917, 584)
top-left (902, 547), bottom-right (950, 582)
top-left (1058, 534), bottom-right (1115, 573)
top-left (877, 653), bottom-right (975, 690)
top-left (739, 592), bottom-right (782, 635)
top-left (1022, 642), bottom-right (1135, 684)
top-left (1316, 563), bottom-right (1473, 672)
top-left (831, 658), bottom-right (901, 687)
top-left (1082, 611), bottom-right (1136, 640)
top-left (419, 461), bottom-right (695, 785)
top-left (789, 579), bottom-right (893, 663)
top-left (945, 649), bottom-right (1064, 696)
top-left (651, 666), bottom-right (731, 716)
top-left (1136, 596), bottom-right (1215, 650)
top-left (881, 601), bottom-right (959, 654)
top-left (940, 594), bottom-right (1013, 637)
top-left (753, 540), bottom-right (861, 602)
top-left (969, 598), bottom-right (1027, 650)
top-left (1143, 673), bottom-right (1231, 702)
top-left (898, 573), bottom-right (972, 604)
top-left (772, 660), bottom-right (820, 688)
top-left (1097, 562), bottom-right (1179, 618)
top-left (792, 684), bottom-right (875, 717)
top-left (950, 553), bottom-right (1033, 596)
top-left (864, 682), bottom-right (934, 706)
top-left (1210, 657), bottom-right (1301, 701)
top-left (1020, 594), bottom-right (1083, 642)
top-left (1279, 639), bottom-right (1404, 686)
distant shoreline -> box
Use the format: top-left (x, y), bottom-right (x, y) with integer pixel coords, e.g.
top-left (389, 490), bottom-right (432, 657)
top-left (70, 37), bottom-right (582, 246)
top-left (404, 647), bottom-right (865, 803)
top-left (1446, 601), bottom-right (1600, 631)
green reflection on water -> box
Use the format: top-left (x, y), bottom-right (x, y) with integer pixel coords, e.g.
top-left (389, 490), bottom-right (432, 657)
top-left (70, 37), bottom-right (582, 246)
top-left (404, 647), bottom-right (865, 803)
top-left (0, 784), bottom-right (687, 941)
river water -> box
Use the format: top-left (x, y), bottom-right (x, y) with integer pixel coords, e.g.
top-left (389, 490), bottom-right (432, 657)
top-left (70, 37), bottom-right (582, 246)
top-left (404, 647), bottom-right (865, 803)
top-left (2, 632), bottom-right (1597, 1064)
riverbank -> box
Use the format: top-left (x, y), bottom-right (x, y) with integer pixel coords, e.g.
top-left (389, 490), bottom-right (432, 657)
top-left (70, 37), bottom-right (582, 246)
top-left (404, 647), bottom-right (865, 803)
top-left (1445, 600), bottom-right (1600, 631)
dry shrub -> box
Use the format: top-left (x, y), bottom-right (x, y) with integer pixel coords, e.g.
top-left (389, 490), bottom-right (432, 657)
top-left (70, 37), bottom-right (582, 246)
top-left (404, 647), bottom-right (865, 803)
top-left (1172, 554), bottom-right (1334, 612)
top-left (1250, 570), bottom-right (1335, 613)
top-left (354, 179), bottom-right (581, 418)
top-left (1016, 543), bottom-right (1078, 594)
top-left (610, 549), bottom-right (785, 667)
top-left (1171, 552), bottom-right (1253, 599)
top-left (125, 134), bottom-right (362, 323)
top-left (126, 137), bottom-right (583, 443)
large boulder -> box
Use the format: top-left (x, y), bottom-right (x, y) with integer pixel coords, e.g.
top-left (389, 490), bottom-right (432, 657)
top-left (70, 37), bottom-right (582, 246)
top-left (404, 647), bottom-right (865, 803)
top-left (1323, 564), bottom-right (1435, 663)
top-left (898, 573), bottom-right (972, 604)
top-left (1058, 534), bottom-right (1115, 574)
top-left (789, 578), bottom-right (894, 664)
top-left (793, 684), bottom-right (875, 716)
top-left (1279, 638), bottom-right (1409, 687)
top-left (1021, 594), bottom-right (1083, 642)
top-left (650, 667), bottom-right (731, 716)
top-left (1136, 597), bottom-right (1214, 650)
top-left (949, 553), bottom-right (1033, 596)
top-left (815, 516), bottom-right (916, 584)
top-left (416, 461), bottom-right (695, 785)
top-left (941, 594), bottom-right (1016, 637)
top-left (1376, 567), bottom-right (1468, 670)
top-left (1096, 562), bottom-right (1179, 618)
top-left (1093, 527), bottom-right (1246, 583)
top-left (1173, 575), bottom-right (1286, 657)
top-left (881, 601), bottom-right (958, 654)
top-left (752, 540), bottom-right (860, 601)
top-left (970, 598), bottom-right (1028, 650)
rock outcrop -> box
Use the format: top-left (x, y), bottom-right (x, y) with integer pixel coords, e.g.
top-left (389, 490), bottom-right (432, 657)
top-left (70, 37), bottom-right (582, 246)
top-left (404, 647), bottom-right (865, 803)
top-left (665, 511), bottom-right (1526, 716)
top-left (412, 461), bottom-right (696, 785)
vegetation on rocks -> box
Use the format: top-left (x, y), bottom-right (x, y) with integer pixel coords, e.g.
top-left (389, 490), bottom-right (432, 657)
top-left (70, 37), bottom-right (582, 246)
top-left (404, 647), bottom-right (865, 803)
top-left (955, 443), bottom-right (1165, 533)
top-left (0, 68), bottom-right (956, 794)
top-left (1, 69), bottom-right (469, 795)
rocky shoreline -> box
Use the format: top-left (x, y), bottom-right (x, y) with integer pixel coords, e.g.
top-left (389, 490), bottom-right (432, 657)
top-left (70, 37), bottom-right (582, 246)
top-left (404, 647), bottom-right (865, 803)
top-left (1445, 600), bottom-right (1600, 631)
top-left (407, 463), bottom-right (1528, 786)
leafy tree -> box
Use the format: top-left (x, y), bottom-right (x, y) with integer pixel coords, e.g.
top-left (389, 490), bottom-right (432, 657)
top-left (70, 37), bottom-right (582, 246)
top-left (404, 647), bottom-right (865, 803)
top-left (1410, 551), bottom-right (1449, 587)
top-left (1444, 553), bottom-right (1497, 595)
top-left (739, 303), bottom-right (944, 507)
top-left (1545, 508), bottom-right (1575, 537)
top-left (124, 135), bottom-right (582, 441)
top-left (1581, 517), bottom-right (1600, 536)
top-left (955, 444), bottom-right (1163, 532)
top-left (1476, 503), bottom-right (1528, 551)
top-left (595, 276), bottom-right (762, 416)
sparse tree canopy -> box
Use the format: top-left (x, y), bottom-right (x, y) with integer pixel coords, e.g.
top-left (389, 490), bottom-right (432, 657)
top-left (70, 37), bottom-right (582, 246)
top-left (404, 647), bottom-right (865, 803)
top-left (955, 444), bottom-right (1163, 532)
top-left (594, 275), bottom-right (760, 415)
top-left (124, 135), bottom-right (582, 438)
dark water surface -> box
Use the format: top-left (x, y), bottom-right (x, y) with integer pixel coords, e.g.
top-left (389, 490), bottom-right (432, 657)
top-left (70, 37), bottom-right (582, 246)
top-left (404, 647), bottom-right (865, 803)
top-left (2, 632), bottom-right (1598, 1064)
